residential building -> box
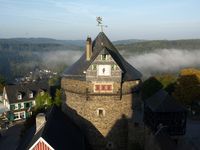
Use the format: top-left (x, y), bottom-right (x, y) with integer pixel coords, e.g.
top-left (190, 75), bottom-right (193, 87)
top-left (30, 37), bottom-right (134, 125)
top-left (2, 81), bottom-right (49, 121)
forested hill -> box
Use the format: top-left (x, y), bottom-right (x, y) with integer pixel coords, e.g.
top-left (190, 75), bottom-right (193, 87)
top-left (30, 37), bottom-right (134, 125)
top-left (115, 39), bottom-right (200, 52)
top-left (1, 38), bottom-right (200, 52)
top-left (0, 37), bottom-right (200, 82)
top-left (0, 38), bottom-right (84, 51)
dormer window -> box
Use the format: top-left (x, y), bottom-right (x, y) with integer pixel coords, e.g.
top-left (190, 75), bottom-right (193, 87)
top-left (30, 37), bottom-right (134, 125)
top-left (29, 92), bottom-right (33, 98)
top-left (40, 90), bottom-right (45, 96)
top-left (101, 54), bottom-right (107, 60)
top-left (17, 93), bottom-right (22, 100)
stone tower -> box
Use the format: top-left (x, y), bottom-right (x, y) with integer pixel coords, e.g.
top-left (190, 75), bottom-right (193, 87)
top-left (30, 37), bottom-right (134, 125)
top-left (61, 32), bottom-right (142, 150)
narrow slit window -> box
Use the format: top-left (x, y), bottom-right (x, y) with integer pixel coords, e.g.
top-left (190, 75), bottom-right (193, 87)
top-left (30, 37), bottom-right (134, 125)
top-left (97, 108), bottom-right (105, 117)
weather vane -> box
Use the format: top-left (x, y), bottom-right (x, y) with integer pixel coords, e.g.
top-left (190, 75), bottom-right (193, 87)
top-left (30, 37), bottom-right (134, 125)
top-left (96, 16), bottom-right (107, 32)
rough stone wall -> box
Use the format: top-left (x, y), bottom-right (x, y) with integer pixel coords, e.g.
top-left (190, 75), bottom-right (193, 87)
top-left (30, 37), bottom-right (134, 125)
top-left (61, 78), bottom-right (140, 150)
top-left (61, 78), bottom-right (139, 95)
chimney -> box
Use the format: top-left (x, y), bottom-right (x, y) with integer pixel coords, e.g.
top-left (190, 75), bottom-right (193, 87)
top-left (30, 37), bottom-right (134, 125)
top-left (86, 36), bottom-right (92, 61)
top-left (36, 113), bottom-right (46, 131)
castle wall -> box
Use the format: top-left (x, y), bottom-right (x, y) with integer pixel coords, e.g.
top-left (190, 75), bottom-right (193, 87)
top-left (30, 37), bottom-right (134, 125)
top-left (61, 78), bottom-right (140, 150)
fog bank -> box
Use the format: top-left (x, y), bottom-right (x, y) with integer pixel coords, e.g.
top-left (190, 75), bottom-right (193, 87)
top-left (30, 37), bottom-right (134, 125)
top-left (39, 49), bottom-right (200, 76)
top-left (126, 49), bottom-right (200, 76)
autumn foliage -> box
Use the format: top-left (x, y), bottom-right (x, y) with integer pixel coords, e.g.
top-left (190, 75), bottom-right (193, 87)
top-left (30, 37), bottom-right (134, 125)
top-left (173, 68), bottom-right (200, 105)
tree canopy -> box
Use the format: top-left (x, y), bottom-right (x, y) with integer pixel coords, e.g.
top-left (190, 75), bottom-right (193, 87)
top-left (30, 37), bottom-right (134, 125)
top-left (35, 92), bottom-right (53, 110)
top-left (173, 68), bottom-right (200, 105)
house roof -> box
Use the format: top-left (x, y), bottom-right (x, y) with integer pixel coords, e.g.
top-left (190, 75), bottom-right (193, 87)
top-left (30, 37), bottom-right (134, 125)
top-left (145, 89), bottom-right (186, 112)
top-left (27, 106), bottom-right (87, 150)
top-left (4, 81), bottom-right (49, 104)
top-left (62, 32), bottom-right (142, 81)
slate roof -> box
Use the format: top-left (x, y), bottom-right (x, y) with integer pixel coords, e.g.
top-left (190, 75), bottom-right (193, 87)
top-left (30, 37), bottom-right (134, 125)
top-left (145, 89), bottom-right (186, 112)
top-left (4, 81), bottom-right (49, 104)
top-left (63, 32), bottom-right (142, 81)
top-left (27, 106), bottom-right (87, 150)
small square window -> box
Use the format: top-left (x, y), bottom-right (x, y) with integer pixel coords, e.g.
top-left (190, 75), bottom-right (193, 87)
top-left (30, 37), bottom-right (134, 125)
top-left (99, 109), bottom-right (103, 116)
top-left (18, 94), bottom-right (22, 100)
top-left (29, 93), bottom-right (33, 98)
top-left (97, 108), bottom-right (105, 117)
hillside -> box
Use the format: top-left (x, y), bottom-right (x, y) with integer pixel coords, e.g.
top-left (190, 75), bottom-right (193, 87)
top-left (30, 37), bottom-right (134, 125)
top-left (0, 38), bottom-right (200, 81)
top-left (116, 39), bottom-right (200, 53)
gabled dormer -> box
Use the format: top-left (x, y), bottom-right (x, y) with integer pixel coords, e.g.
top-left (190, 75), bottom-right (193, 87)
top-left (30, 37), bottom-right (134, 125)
top-left (17, 92), bottom-right (22, 100)
top-left (28, 90), bottom-right (34, 99)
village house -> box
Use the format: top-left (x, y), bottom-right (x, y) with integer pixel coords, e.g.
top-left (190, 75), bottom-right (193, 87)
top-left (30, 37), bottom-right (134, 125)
top-left (2, 81), bottom-right (49, 121)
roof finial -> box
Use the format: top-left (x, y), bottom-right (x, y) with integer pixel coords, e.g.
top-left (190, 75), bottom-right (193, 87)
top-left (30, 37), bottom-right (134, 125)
top-left (96, 16), bottom-right (107, 32)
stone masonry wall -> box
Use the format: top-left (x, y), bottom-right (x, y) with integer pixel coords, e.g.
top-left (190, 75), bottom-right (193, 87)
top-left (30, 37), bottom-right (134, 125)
top-left (61, 78), bottom-right (140, 150)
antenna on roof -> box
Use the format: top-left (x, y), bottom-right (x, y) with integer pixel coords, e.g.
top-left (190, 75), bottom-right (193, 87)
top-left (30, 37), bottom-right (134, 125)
top-left (96, 16), bottom-right (107, 32)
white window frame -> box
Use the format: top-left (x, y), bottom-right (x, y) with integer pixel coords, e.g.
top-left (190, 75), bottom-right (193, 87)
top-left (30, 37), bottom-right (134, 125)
top-left (32, 100), bottom-right (36, 106)
top-left (19, 111), bottom-right (25, 119)
top-left (29, 92), bottom-right (33, 98)
top-left (14, 112), bottom-right (20, 120)
top-left (18, 94), bottom-right (22, 100)
top-left (21, 103), bottom-right (24, 109)
top-left (96, 108), bottom-right (105, 117)
top-left (15, 104), bottom-right (18, 110)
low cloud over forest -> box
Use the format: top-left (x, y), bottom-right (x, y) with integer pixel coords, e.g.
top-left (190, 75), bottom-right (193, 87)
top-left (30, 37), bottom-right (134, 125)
top-left (126, 49), bottom-right (200, 76)
top-left (39, 49), bottom-right (200, 77)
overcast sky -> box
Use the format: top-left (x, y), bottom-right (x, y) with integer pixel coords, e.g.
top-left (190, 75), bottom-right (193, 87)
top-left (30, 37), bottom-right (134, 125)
top-left (0, 0), bottom-right (200, 40)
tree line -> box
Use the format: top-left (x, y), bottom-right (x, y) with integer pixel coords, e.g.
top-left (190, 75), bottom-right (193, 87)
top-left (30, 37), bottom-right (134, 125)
top-left (141, 68), bottom-right (200, 107)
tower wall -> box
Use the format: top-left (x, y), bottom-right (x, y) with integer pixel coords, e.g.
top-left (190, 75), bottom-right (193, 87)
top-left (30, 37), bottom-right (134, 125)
top-left (61, 78), bottom-right (139, 150)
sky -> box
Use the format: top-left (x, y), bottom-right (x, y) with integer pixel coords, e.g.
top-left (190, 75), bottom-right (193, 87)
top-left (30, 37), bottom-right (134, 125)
top-left (0, 0), bottom-right (200, 40)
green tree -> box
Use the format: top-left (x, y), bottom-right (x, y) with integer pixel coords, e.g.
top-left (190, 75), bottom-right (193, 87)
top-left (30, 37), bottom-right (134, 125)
top-left (155, 74), bottom-right (177, 94)
top-left (54, 89), bottom-right (62, 106)
top-left (35, 92), bottom-right (52, 110)
top-left (173, 68), bottom-right (200, 106)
